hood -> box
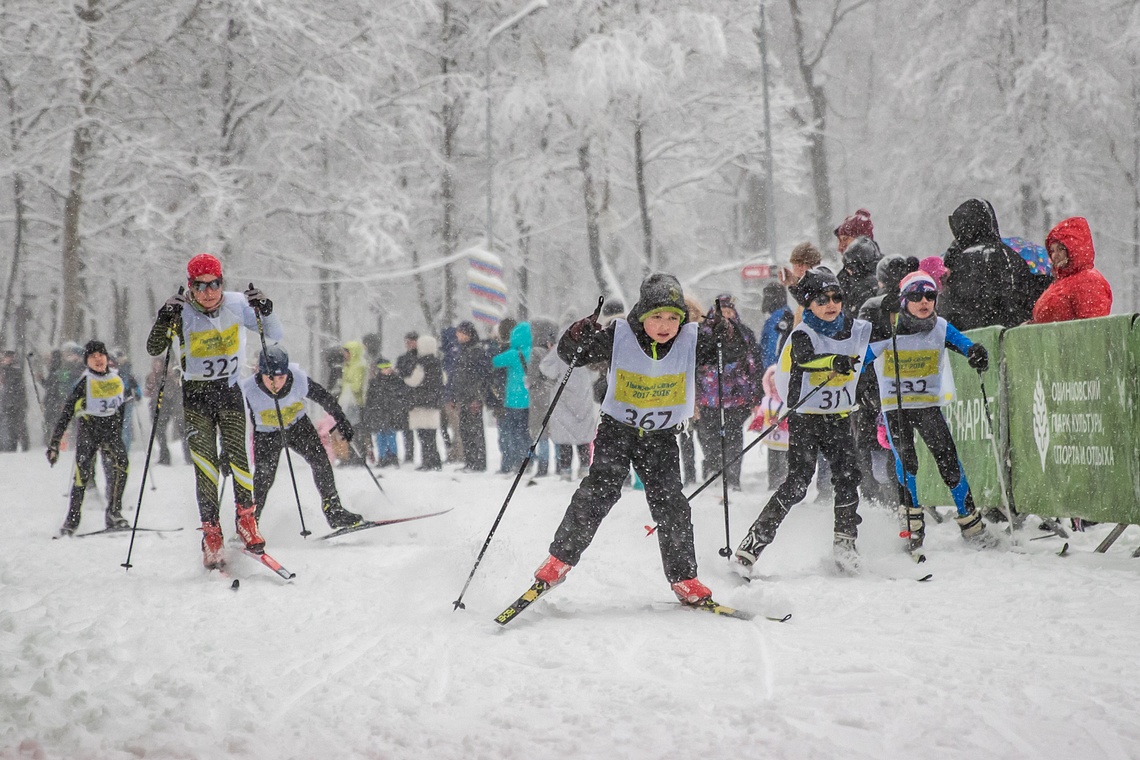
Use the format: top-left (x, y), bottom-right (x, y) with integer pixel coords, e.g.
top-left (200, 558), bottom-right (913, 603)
top-left (417, 335), bottom-right (439, 355)
top-left (342, 340), bottom-right (365, 367)
top-left (842, 236), bottom-right (882, 275)
top-left (1045, 216), bottom-right (1097, 279)
top-left (948, 198), bottom-right (1000, 247)
top-left (508, 322), bottom-right (532, 360)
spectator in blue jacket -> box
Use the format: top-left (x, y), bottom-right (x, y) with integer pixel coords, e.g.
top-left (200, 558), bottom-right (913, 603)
top-left (491, 321), bottom-right (532, 473)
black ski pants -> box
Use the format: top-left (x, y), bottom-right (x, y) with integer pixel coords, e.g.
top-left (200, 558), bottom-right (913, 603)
top-left (183, 380), bottom-right (253, 524)
top-left (747, 412), bottom-right (861, 543)
top-left (549, 415), bottom-right (698, 584)
top-left (65, 416), bottom-right (129, 529)
top-left (252, 416), bottom-right (339, 520)
top-left (885, 407), bottom-right (973, 514)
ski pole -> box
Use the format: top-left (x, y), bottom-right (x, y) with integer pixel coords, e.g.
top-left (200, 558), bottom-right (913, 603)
top-left (713, 299), bottom-right (732, 558)
top-left (123, 312), bottom-right (179, 571)
top-left (453, 296), bottom-right (604, 611)
top-left (350, 440), bottom-right (390, 500)
top-left (978, 368), bottom-right (1017, 541)
top-left (251, 284), bottom-right (311, 538)
top-left (884, 310), bottom-right (917, 545)
top-left (24, 351), bottom-right (46, 417)
top-left (685, 375), bottom-right (834, 503)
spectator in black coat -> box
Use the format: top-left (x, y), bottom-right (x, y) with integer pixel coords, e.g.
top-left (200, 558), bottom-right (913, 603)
top-left (450, 321), bottom-right (492, 471)
top-left (838, 236), bottom-right (883, 320)
top-left (939, 198), bottom-right (1033, 330)
top-left (363, 356), bottom-right (409, 467)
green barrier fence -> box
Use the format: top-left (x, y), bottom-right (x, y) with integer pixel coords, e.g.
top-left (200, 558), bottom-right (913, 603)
top-left (1003, 314), bottom-right (1139, 523)
top-left (915, 326), bottom-right (1006, 510)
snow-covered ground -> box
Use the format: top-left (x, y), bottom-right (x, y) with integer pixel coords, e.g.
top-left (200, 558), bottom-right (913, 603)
top-left (4, 440), bottom-right (1140, 760)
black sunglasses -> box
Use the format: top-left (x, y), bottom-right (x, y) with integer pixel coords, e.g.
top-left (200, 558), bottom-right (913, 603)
top-left (813, 292), bottom-right (843, 306)
top-left (905, 290), bottom-right (937, 303)
top-left (190, 279), bottom-right (223, 292)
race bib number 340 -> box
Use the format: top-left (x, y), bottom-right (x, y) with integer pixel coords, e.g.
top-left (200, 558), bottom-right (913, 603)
top-left (613, 369), bottom-right (686, 409)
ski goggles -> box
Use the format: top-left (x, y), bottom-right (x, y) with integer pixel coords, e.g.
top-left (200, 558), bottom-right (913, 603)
top-left (190, 278), bottom-right (224, 292)
top-left (903, 288), bottom-right (937, 303)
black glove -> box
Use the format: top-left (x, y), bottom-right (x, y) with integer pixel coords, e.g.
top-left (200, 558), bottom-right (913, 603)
top-left (335, 419), bottom-right (354, 443)
top-left (831, 354), bottom-right (855, 375)
top-left (158, 292), bottom-right (186, 322)
top-left (566, 316), bottom-right (599, 344)
top-left (883, 296), bottom-right (901, 314)
top-left (46, 445), bottom-right (59, 466)
top-left (967, 343), bottom-right (989, 371)
top-left (244, 285), bottom-right (273, 315)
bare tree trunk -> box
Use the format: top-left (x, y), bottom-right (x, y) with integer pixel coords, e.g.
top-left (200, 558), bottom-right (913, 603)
top-left (408, 242), bottom-right (436, 331)
top-left (578, 140), bottom-right (610, 298)
top-left (633, 116), bottom-right (654, 276)
top-left (60, 0), bottom-right (100, 343)
top-left (787, 0), bottom-right (832, 251)
top-left (0, 73), bottom-right (25, 345)
top-left (513, 194), bottom-right (531, 321)
top-left (112, 282), bottom-right (130, 348)
top-left (438, 1), bottom-right (458, 325)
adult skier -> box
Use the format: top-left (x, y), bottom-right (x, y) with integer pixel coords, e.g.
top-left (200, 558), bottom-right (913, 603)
top-left (147, 253), bottom-right (282, 568)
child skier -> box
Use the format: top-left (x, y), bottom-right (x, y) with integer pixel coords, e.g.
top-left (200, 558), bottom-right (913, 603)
top-left (735, 267), bottom-right (871, 573)
top-left (46, 340), bottom-right (131, 536)
top-left (147, 253), bottom-right (282, 568)
top-left (520, 273), bottom-right (747, 609)
top-left (241, 345), bottom-right (363, 530)
top-left (869, 271), bottom-right (992, 554)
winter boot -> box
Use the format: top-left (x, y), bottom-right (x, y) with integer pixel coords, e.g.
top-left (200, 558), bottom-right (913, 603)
top-left (956, 507), bottom-right (996, 548)
top-left (201, 522), bottom-right (225, 569)
top-left (904, 506), bottom-right (926, 556)
top-left (671, 578), bottom-right (713, 606)
top-left (322, 497), bottom-right (363, 530)
top-left (534, 555), bottom-right (573, 588)
top-left (105, 508), bottom-right (129, 530)
top-left (833, 533), bottom-right (860, 575)
top-left (235, 505), bottom-right (265, 551)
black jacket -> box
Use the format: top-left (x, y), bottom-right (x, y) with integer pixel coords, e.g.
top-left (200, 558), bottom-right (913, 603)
top-left (838, 237), bottom-right (882, 319)
top-left (940, 199), bottom-right (1033, 330)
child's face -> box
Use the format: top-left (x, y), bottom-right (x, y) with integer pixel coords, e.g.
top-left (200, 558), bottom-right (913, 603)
top-left (86, 353), bottom-right (108, 373)
top-left (904, 289), bottom-right (937, 318)
top-left (807, 290), bottom-right (843, 321)
top-left (262, 373), bottom-right (287, 393)
top-left (643, 311), bottom-right (682, 342)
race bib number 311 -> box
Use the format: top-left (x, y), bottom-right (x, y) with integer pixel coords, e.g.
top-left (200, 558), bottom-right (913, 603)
top-left (613, 369), bottom-right (686, 409)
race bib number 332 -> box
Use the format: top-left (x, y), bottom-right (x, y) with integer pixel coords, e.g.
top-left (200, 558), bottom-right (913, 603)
top-left (613, 369), bottom-right (686, 409)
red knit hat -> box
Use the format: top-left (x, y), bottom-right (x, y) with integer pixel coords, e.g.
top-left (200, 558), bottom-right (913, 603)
top-left (187, 253), bottom-right (223, 281)
top-left (834, 209), bottom-right (874, 240)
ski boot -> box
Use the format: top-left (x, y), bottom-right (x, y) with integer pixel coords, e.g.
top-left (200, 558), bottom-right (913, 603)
top-left (235, 505), bottom-right (265, 552)
top-left (735, 520), bottom-right (773, 568)
top-left (322, 497), bottom-right (363, 530)
top-left (956, 507), bottom-right (997, 548)
top-left (201, 522), bottom-right (225, 569)
top-left (59, 506), bottom-right (81, 537)
top-left (105, 508), bottom-right (130, 530)
top-left (904, 506), bottom-right (926, 561)
top-left (534, 555), bottom-right (573, 588)
top-left (833, 533), bottom-right (860, 575)
top-left (671, 578), bottom-right (713, 606)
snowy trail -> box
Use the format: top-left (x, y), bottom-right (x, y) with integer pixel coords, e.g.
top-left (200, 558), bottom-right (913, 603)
top-left (4, 449), bottom-right (1140, 758)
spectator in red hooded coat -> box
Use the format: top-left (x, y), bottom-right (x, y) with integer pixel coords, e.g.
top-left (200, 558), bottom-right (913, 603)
top-left (1032, 217), bottom-right (1113, 323)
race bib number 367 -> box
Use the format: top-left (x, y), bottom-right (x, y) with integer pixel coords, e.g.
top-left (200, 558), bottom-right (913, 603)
top-left (613, 369), bottom-right (686, 409)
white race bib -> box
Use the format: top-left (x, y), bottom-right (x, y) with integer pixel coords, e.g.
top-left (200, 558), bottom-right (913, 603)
top-left (600, 320), bottom-right (697, 430)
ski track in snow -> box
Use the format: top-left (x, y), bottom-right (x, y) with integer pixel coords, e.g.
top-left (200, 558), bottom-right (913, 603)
top-left (3, 449), bottom-right (1140, 759)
